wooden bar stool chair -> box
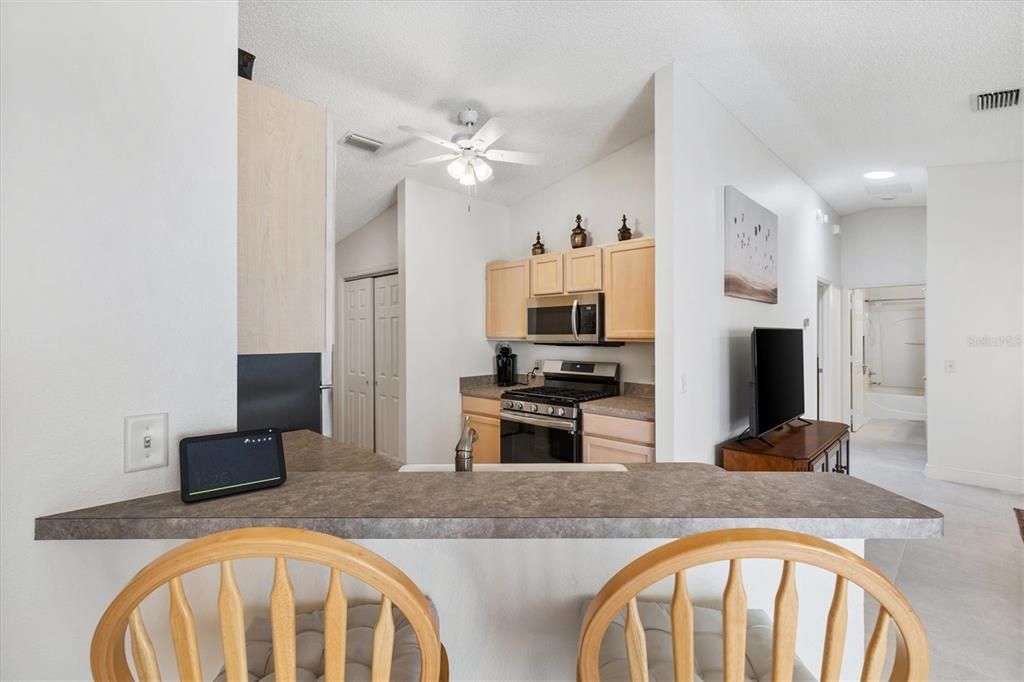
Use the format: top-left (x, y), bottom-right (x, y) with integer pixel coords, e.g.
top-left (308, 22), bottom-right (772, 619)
top-left (578, 529), bottom-right (927, 682)
top-left (91, 527), bottom-right (447, 681)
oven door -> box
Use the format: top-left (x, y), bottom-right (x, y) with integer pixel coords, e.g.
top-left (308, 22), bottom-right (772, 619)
top-left (526, 294), bottom-right (601, 344)
top-left (499, 411), bottom-right (581, 464)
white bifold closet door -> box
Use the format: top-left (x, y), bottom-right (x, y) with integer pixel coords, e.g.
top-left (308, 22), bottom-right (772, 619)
top-left (342, 274), bottom-right (402, 455)
top-left (344, 278), bottom-right (374, 449)
top-left (373, 274), bottom-right (401, 458)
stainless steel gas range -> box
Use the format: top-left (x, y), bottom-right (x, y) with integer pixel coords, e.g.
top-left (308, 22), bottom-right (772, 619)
top-left (499, 360), bottom-right (619, 464)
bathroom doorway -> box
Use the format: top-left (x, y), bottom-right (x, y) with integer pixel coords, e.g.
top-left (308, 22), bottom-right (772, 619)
top-left (849, 284), bottom-right (926, 428)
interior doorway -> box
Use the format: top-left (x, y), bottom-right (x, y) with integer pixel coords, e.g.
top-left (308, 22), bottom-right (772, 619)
top-left (340, 272), bottom-right (402, 457)
top-left (816, 280), bottom-right (830, 419)
top-left (849, 285), bottom-right (926, 431)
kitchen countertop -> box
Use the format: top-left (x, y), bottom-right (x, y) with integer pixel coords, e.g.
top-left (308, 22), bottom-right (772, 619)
top-left (460, 376), bottom-right (654, 420)
top-left (579, 394), bottom-right (655, 421)
top-left (459, 374), bottom-right (542, 400)
top-left (35, 431), bottom-right (942, 541)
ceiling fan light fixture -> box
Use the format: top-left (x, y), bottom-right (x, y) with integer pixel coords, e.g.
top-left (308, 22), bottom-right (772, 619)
top-left (458, 168), bottom-right (477, 186)
top-left (447, 158), bottom-right (468, 180)
top-left (473, 159), bottom-right (493, 182)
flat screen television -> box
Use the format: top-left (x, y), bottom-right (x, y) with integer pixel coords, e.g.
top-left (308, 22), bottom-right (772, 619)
top-left (748, 327), bottom-right (805, 438)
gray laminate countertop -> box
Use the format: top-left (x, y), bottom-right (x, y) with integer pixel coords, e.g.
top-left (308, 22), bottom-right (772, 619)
top-left (35, 431), bottom-right (942, 541)
top-left (579, 395), bottom-right (655, 421)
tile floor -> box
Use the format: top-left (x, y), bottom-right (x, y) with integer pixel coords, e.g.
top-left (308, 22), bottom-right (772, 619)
top-left (854, 419), bottom-right (1024, 681)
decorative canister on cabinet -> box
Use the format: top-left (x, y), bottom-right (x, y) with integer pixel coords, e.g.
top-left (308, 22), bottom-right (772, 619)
top-left (531, 231), bottom-right (545, 255)
top-left (570, 215), bottom-right (588, 249)
top-left (617, 214), bottom-right (633, 241)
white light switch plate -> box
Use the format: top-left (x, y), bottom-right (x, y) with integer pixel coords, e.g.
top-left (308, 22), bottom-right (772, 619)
top-left (124, 413), bottom-right (168, 472)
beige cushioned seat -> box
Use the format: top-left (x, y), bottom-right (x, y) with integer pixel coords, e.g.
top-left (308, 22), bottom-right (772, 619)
top-left (590, 600), bottom-right (816, 682)
top-left (214, 602), bottom-right (432, 682)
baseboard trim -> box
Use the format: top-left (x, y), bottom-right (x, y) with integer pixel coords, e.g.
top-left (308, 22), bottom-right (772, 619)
top-left (925, 463), bottom-right (1024, 494)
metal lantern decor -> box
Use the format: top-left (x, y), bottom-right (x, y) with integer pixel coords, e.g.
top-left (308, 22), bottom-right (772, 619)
top-left (617, 214), bottom-right (632, 241)
top-left (531, 231), bottom-right (545, 255)
top-left (570, 214), bottom-right (587, 249)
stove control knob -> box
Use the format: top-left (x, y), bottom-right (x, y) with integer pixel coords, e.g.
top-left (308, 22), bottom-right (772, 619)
top-left (505, 400), bottom-right (514, 409)
top-left (530, 404), bottom-right (539, 413)
top-left (547, 406), bottom-right (555, 415)
top-left (557, 407), bottom-right (565, 417)
top-left (515, 402), bottom-right (524, 410)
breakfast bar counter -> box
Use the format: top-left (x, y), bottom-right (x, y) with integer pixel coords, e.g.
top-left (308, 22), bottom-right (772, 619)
top-left (35, 430), bottom-right (941, 541)
top-left (33, 430), bottom-right (942, 681)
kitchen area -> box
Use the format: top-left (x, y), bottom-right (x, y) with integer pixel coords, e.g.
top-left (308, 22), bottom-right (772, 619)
top-left (461, 232), bottom-right (657, 468)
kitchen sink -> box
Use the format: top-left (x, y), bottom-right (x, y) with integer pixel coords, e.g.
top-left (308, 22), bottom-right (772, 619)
top-left (398, 463), bottom-right (627, 473)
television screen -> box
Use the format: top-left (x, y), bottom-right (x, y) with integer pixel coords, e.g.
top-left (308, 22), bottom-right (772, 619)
top-left (750, 328), bottom-right (805, 436)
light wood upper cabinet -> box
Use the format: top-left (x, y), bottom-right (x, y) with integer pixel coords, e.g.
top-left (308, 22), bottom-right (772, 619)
top-left (530, 253), bottom-right (564, 296)
top-left (238, 78), bottom-right (326, 354)
top-left (486, 260), bottom-right (528, 339)
top-left (564, 247), bottom-right (603, 293)
top-left (603, 238), bottom-right (655, 341)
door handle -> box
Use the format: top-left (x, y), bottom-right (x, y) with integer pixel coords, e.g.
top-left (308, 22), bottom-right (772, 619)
top-left (571, 299), bottom-right (580, 340)
top-left (319, 384), bottom-right (333, 391)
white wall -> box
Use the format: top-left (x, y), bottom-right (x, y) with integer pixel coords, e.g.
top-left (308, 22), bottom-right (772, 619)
top-left (335, 203), bottom-right (398, 278)
top-left (504, 135), bottom-right (656, 383)
top-left (654, 64), bottom-right (843, 463)
top-left (400, 180), bottom-right (510, 462)
top-left (926, 161), bottom-right (1023, 493)
top-left (0, 2), bottom-right (238, 678)
top-left (841, 207), bottom-right (926, 288)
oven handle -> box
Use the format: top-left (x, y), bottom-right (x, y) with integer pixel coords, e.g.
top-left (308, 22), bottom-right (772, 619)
top-left (571, 299), bottom-right (579, 341)
top-left (500, 411), bottom-right (577, 432)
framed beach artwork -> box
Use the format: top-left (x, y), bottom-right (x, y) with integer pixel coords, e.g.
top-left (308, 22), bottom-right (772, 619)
top-left (724, 186), bottom-right (778, 304)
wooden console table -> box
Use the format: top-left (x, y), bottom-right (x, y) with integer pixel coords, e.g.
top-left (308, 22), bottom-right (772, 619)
top-left (721, 419), bottom-right (850, 473)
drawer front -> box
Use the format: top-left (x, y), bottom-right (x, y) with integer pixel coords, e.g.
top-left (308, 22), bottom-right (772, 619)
top-left (583, 435), bottom-right (655, 464)
top-left (583, 413), bottom-right (655, 445)
top-left (461, 396), bottom-right (501, 417)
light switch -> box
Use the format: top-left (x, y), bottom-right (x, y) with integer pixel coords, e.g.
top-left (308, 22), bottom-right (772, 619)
top-left (124, 413), bottom-right (168, 472)
top-left (944, 360), bottom-right (956, 374)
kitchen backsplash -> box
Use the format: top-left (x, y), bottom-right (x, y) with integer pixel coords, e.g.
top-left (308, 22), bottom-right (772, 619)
top-left (504, 341), bottom-right (654, 384)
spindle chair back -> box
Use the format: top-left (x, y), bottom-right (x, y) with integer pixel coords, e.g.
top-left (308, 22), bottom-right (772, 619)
top-left (91, 527), bottom-right (446, 682)
top-left (577, 528), bottom-right (927, 682)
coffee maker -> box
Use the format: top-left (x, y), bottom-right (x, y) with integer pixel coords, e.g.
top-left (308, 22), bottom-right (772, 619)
top-left (495, 344), bottom-right (517, 386)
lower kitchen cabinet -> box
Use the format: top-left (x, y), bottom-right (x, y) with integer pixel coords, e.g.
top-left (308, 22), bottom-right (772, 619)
top-left (461, 396), bottom-right (501, 464)
top-left (582, 435), bottom-right (654, 464)
top-left (582, 412), bottom-right (655, 464)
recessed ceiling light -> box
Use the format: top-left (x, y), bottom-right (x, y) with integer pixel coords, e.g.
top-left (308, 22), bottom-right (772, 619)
top-left (864, 171), bottom-right (895, 180)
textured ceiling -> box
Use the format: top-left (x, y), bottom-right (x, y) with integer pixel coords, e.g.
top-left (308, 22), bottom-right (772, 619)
top-left (239, 1), bottom-right (1023, 238)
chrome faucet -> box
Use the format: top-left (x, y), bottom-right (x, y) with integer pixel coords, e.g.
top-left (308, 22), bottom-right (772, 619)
top-left (455, 415), bottom-right (477, 472)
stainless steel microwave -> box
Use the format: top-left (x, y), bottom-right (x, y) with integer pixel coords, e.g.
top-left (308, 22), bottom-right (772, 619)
top-left (526, 293), bottom-right (603, 344)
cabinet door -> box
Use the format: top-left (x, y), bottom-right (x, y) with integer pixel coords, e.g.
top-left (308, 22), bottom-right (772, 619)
top-left (564, 247), bottom-right (603, 293)
top-left (603, 239), bottom-right (655, 341)
top-left (582, 435), bottom-right (655, 464)
top-left (486, 260), bottom-right (528, 339)
top-left (530, 253), bottom-right (564, 296)
top-left (238, 78), bottom-right (326, 354)
top-left (463, 412), bottom-right (500, 464)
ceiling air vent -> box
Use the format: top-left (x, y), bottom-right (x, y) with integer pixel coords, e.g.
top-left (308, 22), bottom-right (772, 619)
top-left (973, 88), bottom-right (1020, 111)
top-left (341, 132), bottom-right (385, 153)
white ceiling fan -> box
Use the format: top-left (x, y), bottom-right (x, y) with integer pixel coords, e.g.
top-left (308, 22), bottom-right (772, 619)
top-left (400, 109), bottom-right (543, 186)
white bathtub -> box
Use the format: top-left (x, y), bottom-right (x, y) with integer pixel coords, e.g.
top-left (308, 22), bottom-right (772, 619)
top-left (865, 385), bottom-right (926, 421)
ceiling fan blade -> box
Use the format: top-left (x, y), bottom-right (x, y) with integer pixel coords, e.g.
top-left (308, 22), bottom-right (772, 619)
top-left (483, 149), bottom-right (544, 166)
top-left (470, 117), bottom-right (507, 150)
top-left (407, 153), bottom-right (459, 166)
top-left (398, 125), bottom-right (460, 152)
